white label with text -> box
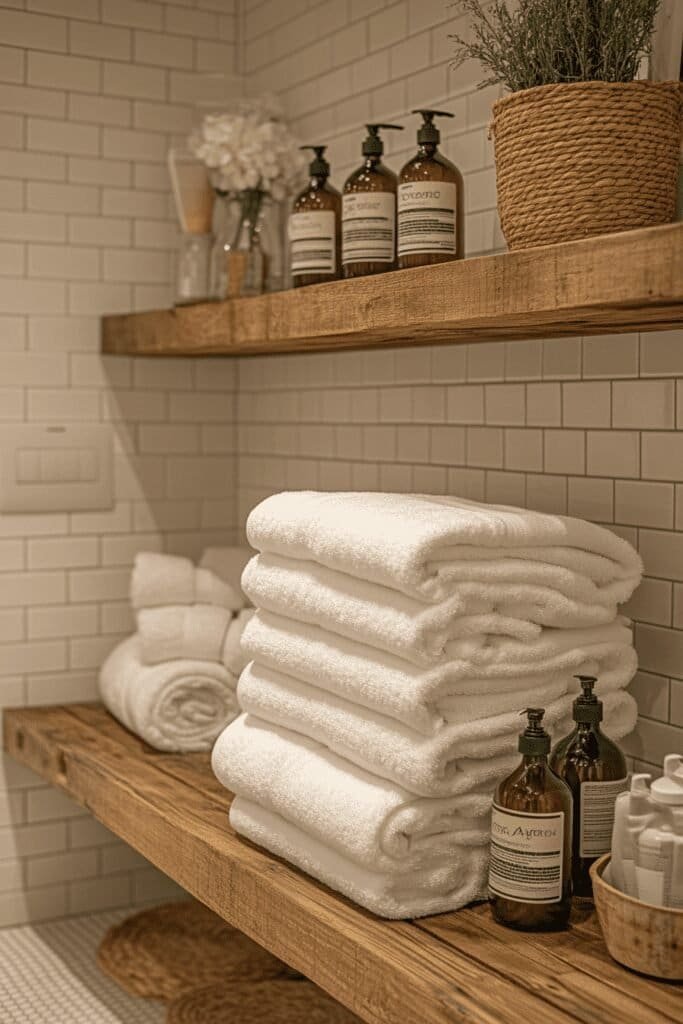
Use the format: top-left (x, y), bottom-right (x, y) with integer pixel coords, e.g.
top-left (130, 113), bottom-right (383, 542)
top-left (489, 803), bottom-right (565, 904)
top-left (342, 192), bottom-right (395, 264)
top-left (288, 211), bottom-right (336, 276)
top-left (398, 181), bottom-right (456, 255)
top-left (580, 777), bottom-right (628, 858)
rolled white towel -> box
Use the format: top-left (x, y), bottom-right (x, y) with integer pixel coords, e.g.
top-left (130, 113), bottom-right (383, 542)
top-left (137, 604), bottom-right (232, 665)
top-left (246, 491), bottom-right (642, 602)
top-left (222, 608), bottom-right (254, 677)
top-left (200, 546), bottom-right (252, 608)
top-left (99, 635), bottom-right (238, 752)
top-left (242, 553), bottom-right (630, 666)
top-left (230, 797), bottom-right (489, 919)
top-left (212, 715), bottom-right (491, 872)
top-left (131, 552), bottom-right (238, 611)
top-left (238, 662), bottom-right (638, 797)
top-left (243, 610), bottom-right (636, 735)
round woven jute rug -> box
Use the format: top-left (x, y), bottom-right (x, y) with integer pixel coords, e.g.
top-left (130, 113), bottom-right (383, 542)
top-left (165, 979), bottom-right (362, 1023)
top-left (97, 900), bottom-right (300, 1001)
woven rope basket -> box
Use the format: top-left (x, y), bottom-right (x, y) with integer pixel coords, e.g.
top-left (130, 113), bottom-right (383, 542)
top-left (97, 901), bottom-right (300, 1001)
top-left (491, 80), bottom-right (682, 250)
top-left (165, 979), bottom-right (362, 1023)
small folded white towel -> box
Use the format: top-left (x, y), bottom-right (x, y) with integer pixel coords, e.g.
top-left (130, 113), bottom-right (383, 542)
top-left (238, 662), bottom-right (637, 796)
top-left (243, 610), bottom-right (636, 735)
top-left (212, 716), bottom-right (491, 872)
top-left (99, 635), bottom-right (239, 752)
top-left (223, 608), bottom-right (254, 677)
top-left (230, 797), bottom-right (489, 919)
top-left (131, 552), bottom-right (240, 611)
top-left (247, 491), bottom-right (642, 602)
top-left (137, 604), bottom-right (232, 665)
top-left (242, 553), bottom-right (635, 665)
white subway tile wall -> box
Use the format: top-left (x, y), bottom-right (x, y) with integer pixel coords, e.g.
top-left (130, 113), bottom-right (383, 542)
top-left (235, 0), bottom-right (683, 798)
top-left (0, 0), bottom-right (237, 925)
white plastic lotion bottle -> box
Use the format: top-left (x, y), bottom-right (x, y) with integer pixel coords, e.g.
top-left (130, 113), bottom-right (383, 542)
top-left (634, 755), bottom-right (683, 909)
top-left (610, 774), bottom-right (652, 896)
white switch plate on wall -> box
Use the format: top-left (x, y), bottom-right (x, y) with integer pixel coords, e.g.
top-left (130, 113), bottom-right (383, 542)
top-left (0, 424), bottom-right (114, 513)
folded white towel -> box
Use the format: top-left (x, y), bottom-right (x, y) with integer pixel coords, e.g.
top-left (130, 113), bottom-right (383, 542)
top-left (238, 662), bottom-right (637, 796)
top-left (99, 635), bottom-right (238, 752)
top-left (247, 491), bottom-right (642, 602)
top-left (200, 546), bottom-right (252, 607)
top-left (230, 797), bottom-right (489, 918)
top-left (137, 604), bottom-right (232, 665)
top-left (223, 608), bottom-right (254, 676)
top-left (131, 552), bottom-right (238, 611)
top-left (243, 610), bottom-right (636, 735)
top-left (242, 553), bottom-right (635, 665)
top-left (212, 716), bottom-right (491, 872)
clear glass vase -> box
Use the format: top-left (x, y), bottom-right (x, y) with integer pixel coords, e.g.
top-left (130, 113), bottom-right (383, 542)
top-left (209, 190), bottom-right (239, 301)
top-left (229, 188), bottom-right (268, 298)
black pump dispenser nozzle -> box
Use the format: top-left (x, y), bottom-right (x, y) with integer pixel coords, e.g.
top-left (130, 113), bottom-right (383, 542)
top-left (519, 707), bottom-right (550, 756)
top-left (413, 109), bottom-right (454, 146)
top-left (572, 675), bottom-right (603, 724)
top-left (300, 145), bottom-right (329, 178)
top-left (362, 123), bottom-right (403, 157)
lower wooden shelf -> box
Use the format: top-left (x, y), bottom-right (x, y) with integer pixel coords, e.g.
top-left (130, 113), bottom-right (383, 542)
top-left (4, 704), bottom-right (681, 1024)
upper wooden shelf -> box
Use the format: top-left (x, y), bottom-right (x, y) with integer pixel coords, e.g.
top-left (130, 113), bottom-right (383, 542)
top-left (102, 222), bottom-right (683, 358)
top-left (4, 703), bottom-right (682, 1024)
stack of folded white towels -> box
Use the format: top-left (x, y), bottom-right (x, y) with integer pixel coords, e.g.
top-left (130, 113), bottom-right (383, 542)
top-left (99, 547), bottom-right (253, 752)
top-left (211, 492), bottom-right (643, 918)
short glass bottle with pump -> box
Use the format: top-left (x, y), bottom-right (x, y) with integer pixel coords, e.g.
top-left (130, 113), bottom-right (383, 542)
top-left (550, 675), bottom-right (628, 899)
top-left (342, 123), bottom-right (403, 279)
top-left (398, 110), bottom-right (464, 269)
top-left (489, 708), bottom-right (573, 931)
top-left (289, 145), bottom-right (341, 288)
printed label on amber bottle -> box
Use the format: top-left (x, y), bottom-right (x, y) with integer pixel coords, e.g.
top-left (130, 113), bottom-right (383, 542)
top-left (489, 803), bottom-right (564, 904)
top-left (288, 211), bottom-right (336, 276)
top-left (342, 192), bottom-right (395, 264)
top-left (580, 777), bottom-right (628, 858)
top-left (397, 181), bottom-right (456, 256)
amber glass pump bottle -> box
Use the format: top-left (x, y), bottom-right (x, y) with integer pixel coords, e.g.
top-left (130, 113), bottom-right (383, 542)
top-left (398, 110), bottom-right (464, 269)
top-left (489, 708), bottom-right (573, 931)
top-left (342, 123), bottom-right (403, 279)
top-left (289, 145), bottom-right (341, 288)
top-left (550, 676), bottom-right (628, 899)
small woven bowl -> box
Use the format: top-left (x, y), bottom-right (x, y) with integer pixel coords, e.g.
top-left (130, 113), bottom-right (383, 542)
top-left (97, 900), bottom-right (300, 1001)
top-left (165, 979), bottom-right (362, 1024)
top-left (591, 853), bottom-right (683, 980)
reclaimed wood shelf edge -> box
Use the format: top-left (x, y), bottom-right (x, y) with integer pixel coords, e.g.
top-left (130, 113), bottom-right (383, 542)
top-left (101, 222), bottom-right (683, 357)
top-left (4, 704), bottom-right (682, 1024)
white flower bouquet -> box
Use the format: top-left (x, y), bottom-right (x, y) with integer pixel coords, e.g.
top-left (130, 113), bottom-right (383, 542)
top-left (189, 96), bottom-right (304, 297)
top-left (188, 96), bottom-right (305, 202)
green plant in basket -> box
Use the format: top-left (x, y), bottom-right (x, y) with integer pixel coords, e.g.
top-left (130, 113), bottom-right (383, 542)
top-left (448, 0), bottom-right (680, 250)
top-left (451, 0), bottom-right (661, 90)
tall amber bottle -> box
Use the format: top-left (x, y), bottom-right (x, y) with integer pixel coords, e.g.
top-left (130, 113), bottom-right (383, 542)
top-left (489, 708), bottom-right (573, 931)
top-left (398, 110), bottom-right (464, 269)
top-left (289, 145), bottom-right (341, 288)
top-left (342, 123), bottom-right (403, 279)
top-left (550, 676), bottom-right (628, 899)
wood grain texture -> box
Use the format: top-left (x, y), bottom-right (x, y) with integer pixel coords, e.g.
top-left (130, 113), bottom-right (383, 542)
top-left (101, 222), bottom-right (683, 357)
top-left (4, 704), bottom-right (682, 1024)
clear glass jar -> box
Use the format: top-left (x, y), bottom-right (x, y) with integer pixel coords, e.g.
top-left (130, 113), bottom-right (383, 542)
top-left (176, 233), bottom-right (210, 305)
